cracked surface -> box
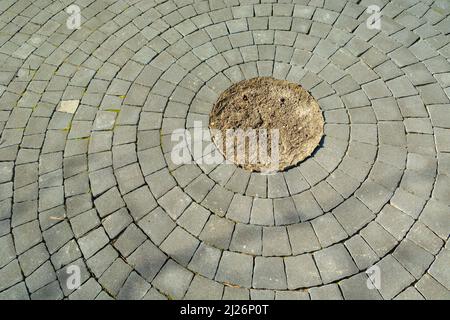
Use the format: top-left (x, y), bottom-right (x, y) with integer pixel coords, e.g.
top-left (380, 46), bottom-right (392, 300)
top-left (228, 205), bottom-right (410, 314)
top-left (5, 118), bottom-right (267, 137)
top-left (0, 0), bottom-right (449, 300)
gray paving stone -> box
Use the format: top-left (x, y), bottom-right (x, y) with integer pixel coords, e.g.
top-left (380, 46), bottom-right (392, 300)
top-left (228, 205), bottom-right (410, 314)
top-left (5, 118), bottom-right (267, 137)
top-left (143, 287), bottom-right (167, 300)
top-left (386, 76), bottom-right (418, 98)
top-left (123, 186), bottom-right (157, 220)
top-left (78, 227), bottom-right (109, 259)
top-left (184, 274), bottom-right (224, 300)
top-left (393, 240), bottom-right (434, 280)
top-left (161, 226), bottom-right (199, 266)
top-left (226, 194), bottom-right (252, 224)
top-left (14, 163), bottom-right (38, 189)
top-left (138, 147), bottom-right (166, 176)
top-left (435, 128), bottom-right (450, 153)
top-left (285, 254), bottom-right (321, 289)
top-left (17, 243), bottom-right (49, 278)
top-left (0, 260), bottom-right (23, 292)
top-left (98, 258), bottom-right (132, 297)
top-left (0, 235), bottom-right (15, 269)
top-left (349, 124), bottom-right (377, 146)
top-left (361, 221), bottom-right (398, 258)
top-left (403, 63), bottom-right (436, 86)
top-left (39, 186), bottom-right (64, 212)
top-left (312, 213), bottom-right (347, 248)
top-left (88, 152), bottom-right (112, 173)
top-left (314, 244), bottom-right (359, 284)
top-left (375, 255), bottom-right (415, 300)
top-left (177, 202), bottom-right (210, 236)
top-left (114, 223), bottom-right (146, 257)
top-left (102, 208), bottom-right (131, 239)
top-left (89, 167), bottom-right (116, 197)
top-left (418, 83), bottom-right (449, 105)
top-left (377, 144), bottom-right (407, 170)
top-left (225, 168), bottom-right (250, 194)
top-left (371, 97), bottom-right (402, 121)
top-left (0, 162), bottom-right (13, 184)
top-left (12, 220), bottom-right (42, 255)
top-left (145, 169), bottom-right (177, 200)
top-left (292, 191), bottom-right (323, 221)
top-left (250, 198), bottom-right (274, 225)
top-left (394, 287), bottom-right (424, 300)
top-left (419, 199), bottom-right (450, 239)
top-left (199, 215), bottom-right (234, 250)
top-left (268, 173), bottom-right (290, 198)
top-left (391, 188), bottom-right (426, 219)
top-left (70, 209), bottom-right (100, 238)
top-left (333, 197), bottom-right (375, 236)
top-left (42, 220), bottom-right (74, 254)
top-left (223, 287), bottom-right (250, 300)
top-left (230, 223), bottom-right (262, 255)
top-left (51, 240), bottom-right (82, 270)
top-left (309, 284), bottom-right (343, 300)
top-left (429, 249), bottom-right (450, 290)
top-left (397, 95), bottom-right (428, 118)
top-left (0, 281), bottom-right (29, 300)
top-left (112, 144), bottom-right (137, 170)
top-left (39, 169), bottom-right (63, 189)
top-left (115, 163), bottom-right (145, 194)
top-left (0, 198), bottom-right (11, 221)
top-left (253, 257), bottom-right (287, 290)
top-left (30, 280), bottom-right (63, 300)
top-left (95, 291), bottom-right (114, 300)
top-left (69, 278), bottom-right (102, 300)
top-left (188, 242), bottom-right (221, 280)
top-left (283, 168), bottom-right (309, 195)
top-left (201, 184), bottom-right (233, 217)
top-left (0, 219), bottom-right (10, 237)
top-left (273, 197), bottom-right (300, 225)
top-left (250, 289), bottom-right (275, 300)
top-left (415, 274), bottom-right (450, 300)
top-left (88, 131), bottom-right (112, 154)
top-left (433, 174), bottom-right (450, 205)
top-left (275, 290), bottom-right (309, 300)
top-left (117, 272), bottom-right (151, 300)
top-left (216, 251), bottom-right (253, 287)
top-left (407, 223), bottom-right (444, 257)
top-left (184, 174), bottom-right (214, 203)
top-left (311, 181), bottom-right (344, 212)
top-left (153, 260), bottom-right (193, 300)
top-left (12, 200), bottom-right (37, 228)
top-left (401, 170), bottom-right (434, 199)
top-left (127, 241), bottom-right (167, 282)
top-left (339, 273), bottom-right (382, 300)
top-left (262, 226), bottom-right (291, 256)
top-left (287, 222), bottom-right (321, 254)
top-left (376, 204), bottom-right (414, 241)
top-left (378, 121), bottom-right (406, 147)
top-left (355, 180), bottom-right (393, 213)
top-left (138, 207), bottom-right (175, 246)
top-left (428, 104), bottom-right (450, 128)
top-left (369, 161), bottom-right (403, 191)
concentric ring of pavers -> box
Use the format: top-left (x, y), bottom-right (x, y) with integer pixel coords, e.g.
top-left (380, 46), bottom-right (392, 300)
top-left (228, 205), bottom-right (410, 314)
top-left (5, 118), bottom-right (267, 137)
top-left (0, 0), bottom-right (449, 300)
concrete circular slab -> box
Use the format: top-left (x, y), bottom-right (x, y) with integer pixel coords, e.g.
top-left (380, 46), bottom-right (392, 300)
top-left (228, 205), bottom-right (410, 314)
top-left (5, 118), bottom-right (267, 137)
top-left (0, 0), bottom-right (449, 301)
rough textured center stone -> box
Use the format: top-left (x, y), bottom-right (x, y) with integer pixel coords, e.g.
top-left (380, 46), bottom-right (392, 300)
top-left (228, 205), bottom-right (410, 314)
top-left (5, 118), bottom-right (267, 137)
top-left (209, 77), bottom-right (324, 172)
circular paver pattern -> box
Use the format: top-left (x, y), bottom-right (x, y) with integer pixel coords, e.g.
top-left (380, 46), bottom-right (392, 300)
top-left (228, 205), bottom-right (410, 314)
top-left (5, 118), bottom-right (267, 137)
top-left (209, 76), bottom-right (324, 172)
top-left (0, 0), bottom-right (449, 300)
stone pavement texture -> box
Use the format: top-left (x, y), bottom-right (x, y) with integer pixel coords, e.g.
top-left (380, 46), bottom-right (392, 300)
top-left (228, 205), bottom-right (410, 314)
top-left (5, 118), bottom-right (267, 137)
top-left (0, 0), bottom-right (449, 300)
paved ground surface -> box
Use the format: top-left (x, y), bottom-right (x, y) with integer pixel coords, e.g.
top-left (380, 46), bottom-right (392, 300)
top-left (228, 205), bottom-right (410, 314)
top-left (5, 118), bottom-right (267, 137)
top-left (0, 0), bottom-right (449, 300)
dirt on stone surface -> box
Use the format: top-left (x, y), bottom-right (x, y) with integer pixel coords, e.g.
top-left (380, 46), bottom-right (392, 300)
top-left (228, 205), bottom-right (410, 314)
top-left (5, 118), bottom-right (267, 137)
top-left (209, 77), bottom-right (324, 172)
